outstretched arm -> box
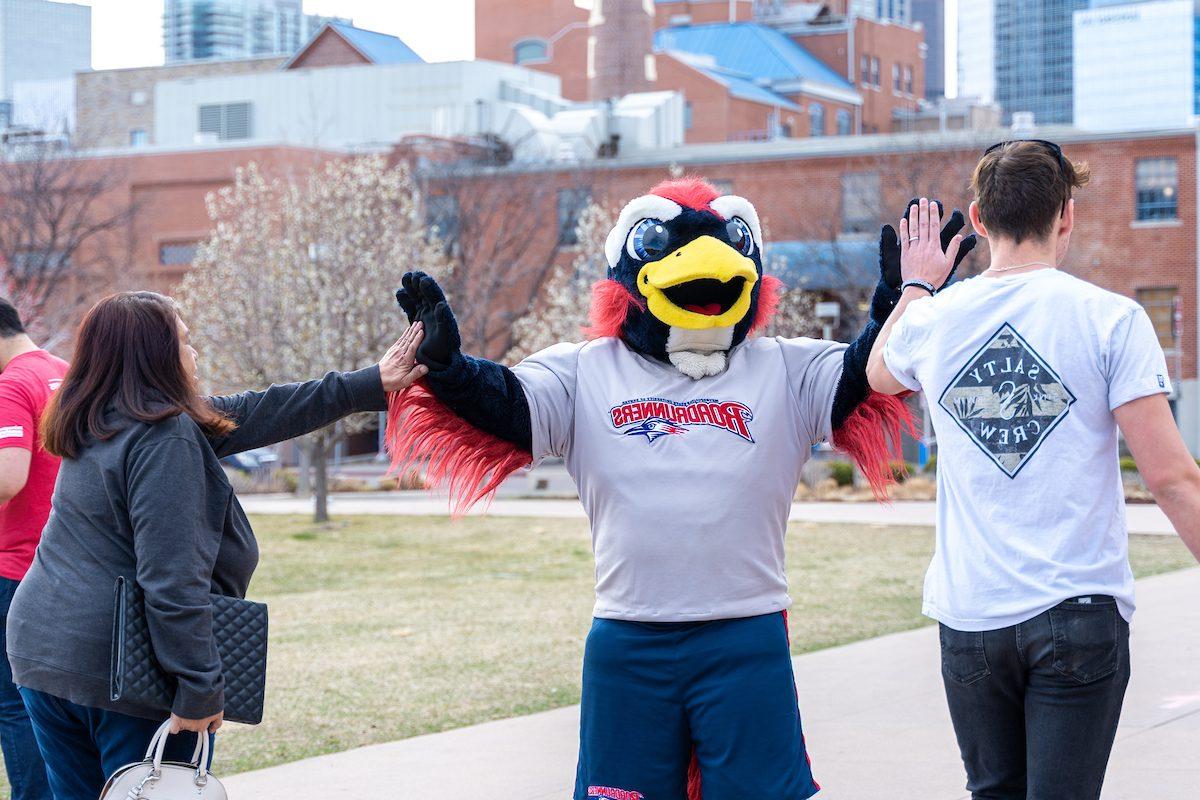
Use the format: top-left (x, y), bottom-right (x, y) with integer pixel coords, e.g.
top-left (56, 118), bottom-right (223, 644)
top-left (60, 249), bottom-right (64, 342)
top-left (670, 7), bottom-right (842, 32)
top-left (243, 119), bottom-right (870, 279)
top-left (394, 271), bottom-right (532, 451)
top-left (829, 199), bottom-right (974, 495)
top-left (866, 199), bottom-right (967, 396)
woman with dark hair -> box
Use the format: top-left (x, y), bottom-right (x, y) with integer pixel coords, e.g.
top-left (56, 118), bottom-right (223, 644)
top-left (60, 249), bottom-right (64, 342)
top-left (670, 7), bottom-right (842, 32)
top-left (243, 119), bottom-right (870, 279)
top-left (5, 291), bottom-right (424, 799)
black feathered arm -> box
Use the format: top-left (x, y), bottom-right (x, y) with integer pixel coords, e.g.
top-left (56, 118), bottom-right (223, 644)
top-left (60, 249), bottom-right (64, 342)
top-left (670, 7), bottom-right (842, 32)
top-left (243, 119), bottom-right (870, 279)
top-left (393, 271), bottom-right (532, 452)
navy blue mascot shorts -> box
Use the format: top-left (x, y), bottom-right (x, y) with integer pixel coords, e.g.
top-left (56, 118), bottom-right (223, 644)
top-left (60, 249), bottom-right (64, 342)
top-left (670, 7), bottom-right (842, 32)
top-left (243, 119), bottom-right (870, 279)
top-left (574, 611), bottom-right (820, 800)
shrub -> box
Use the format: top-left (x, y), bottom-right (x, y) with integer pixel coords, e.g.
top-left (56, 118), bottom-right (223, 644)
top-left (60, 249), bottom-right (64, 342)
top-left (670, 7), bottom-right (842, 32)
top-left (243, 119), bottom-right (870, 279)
top-left (829, 460), bottom-right (855, 487)
top-left (890, 461), bottom-right (913, 484)
top-left (923, 454), bottom-right (937, 474)
top-left (1119, 457), bottom-right (1138, 474)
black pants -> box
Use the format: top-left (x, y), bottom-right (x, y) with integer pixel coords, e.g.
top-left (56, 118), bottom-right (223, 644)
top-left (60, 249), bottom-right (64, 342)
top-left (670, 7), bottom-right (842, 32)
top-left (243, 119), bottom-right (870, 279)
top-left (940, 596), bottom-right (1130, 800)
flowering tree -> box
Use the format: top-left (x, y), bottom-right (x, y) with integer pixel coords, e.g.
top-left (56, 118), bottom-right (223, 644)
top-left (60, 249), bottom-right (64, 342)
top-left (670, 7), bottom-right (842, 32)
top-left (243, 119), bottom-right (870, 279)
top-left (178, 156), bottom-right (450, 522)
top-left (505, 202), bottom-right (616, 362)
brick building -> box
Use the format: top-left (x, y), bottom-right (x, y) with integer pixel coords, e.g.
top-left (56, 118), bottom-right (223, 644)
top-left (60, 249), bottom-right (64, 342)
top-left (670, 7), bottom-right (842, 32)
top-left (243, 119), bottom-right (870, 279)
top-left (74, 22), bottom-right (421, 150)
top-left (473, 0), bottom-right (926, 140)
top-left (35, 126), bottom-right (1200, 451)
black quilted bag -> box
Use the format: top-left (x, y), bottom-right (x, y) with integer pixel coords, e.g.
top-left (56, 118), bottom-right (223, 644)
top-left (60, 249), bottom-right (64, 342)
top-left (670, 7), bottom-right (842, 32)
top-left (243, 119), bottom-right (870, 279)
top-left (110, 576), bottom-right (268, 725)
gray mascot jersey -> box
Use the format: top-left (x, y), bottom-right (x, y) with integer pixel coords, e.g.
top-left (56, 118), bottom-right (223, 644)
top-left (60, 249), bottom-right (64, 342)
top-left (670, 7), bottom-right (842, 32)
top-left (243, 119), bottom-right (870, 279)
top-left (512, 336), bottom-right (845, 622)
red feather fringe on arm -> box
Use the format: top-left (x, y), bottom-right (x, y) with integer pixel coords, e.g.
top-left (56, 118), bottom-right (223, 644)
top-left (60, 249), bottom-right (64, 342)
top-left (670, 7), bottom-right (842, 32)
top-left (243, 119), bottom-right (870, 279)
top-left (384, 383), bottom-right (531, 516)
top-left (830, 392), bottom-right (918, 501)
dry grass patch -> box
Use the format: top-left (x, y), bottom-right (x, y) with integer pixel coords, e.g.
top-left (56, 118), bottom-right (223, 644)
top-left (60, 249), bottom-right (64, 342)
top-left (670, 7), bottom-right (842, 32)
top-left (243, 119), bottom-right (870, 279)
top-left (0, 515), bottom-right (1192, 789)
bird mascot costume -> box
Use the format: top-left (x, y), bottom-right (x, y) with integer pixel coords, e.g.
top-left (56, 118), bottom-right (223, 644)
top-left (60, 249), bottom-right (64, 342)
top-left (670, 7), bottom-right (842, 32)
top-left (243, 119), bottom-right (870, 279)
top-left (387, 178), bottom-right (974, 800)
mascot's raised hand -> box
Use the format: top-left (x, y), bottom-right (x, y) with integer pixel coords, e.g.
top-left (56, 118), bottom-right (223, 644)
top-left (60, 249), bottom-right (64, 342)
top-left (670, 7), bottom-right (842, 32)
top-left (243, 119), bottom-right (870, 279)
top-left (872, 199), bottom-right (977, 324)
top-left (395, 271), bottom-right (461, 371)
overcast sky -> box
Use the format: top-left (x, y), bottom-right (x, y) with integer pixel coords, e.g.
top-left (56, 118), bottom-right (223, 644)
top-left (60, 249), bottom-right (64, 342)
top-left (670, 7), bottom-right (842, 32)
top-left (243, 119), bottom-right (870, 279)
top-left (77, 0), bottom-right (475, 70)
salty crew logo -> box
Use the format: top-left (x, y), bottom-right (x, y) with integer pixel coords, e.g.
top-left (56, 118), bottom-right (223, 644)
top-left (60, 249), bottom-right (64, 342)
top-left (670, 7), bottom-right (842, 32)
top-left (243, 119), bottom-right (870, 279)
top-left (609, 397), bottom-right (755, 444)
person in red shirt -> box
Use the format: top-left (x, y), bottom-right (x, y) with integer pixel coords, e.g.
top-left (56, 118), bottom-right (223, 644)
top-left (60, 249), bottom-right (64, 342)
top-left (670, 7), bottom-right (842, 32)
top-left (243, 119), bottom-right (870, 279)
top-left (0, 297), bottom-right (66, 800)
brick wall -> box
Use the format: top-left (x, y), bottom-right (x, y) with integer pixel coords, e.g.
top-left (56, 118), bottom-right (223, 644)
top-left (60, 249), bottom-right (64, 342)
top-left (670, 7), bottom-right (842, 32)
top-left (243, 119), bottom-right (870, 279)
top-left (75, 57), bottom-right (286, 149)
top-left (285, 28), bottom-right (371, 70)
top-left (474, 0), bottom-right (590, 100)
top-left (793, 18), bottom-right (924, 134)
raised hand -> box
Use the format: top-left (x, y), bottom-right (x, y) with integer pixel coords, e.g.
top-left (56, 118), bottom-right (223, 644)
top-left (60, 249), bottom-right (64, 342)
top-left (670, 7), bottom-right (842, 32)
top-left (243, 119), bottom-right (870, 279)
top-left (378, 322), bottom-right (429, 392)
top-left (899, 198), bottom-right (966, 290)
top-left (395, 271), bottom-right (461, 370)
top-left (879, 197), bottom-right (977, 291)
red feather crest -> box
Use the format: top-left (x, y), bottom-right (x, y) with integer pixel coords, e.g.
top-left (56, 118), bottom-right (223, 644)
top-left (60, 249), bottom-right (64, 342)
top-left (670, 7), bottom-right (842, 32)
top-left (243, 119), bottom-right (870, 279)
top-left (649, 176), bottom-right (721, 212)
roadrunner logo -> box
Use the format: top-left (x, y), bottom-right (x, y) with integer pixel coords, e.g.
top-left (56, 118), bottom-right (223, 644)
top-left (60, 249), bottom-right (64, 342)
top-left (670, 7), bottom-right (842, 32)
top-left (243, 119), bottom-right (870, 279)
top-left (939, 323), bottom-right (1075, 478)
top-left (588, 787), bottom-right (644, 800)
top-left (609, 397), bottom-right (755, 444)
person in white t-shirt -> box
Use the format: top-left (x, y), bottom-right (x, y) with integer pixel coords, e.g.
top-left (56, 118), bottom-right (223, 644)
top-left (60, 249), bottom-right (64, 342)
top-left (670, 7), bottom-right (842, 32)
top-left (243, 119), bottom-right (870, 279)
top-left (867, 140), bottom-right (1200, 800)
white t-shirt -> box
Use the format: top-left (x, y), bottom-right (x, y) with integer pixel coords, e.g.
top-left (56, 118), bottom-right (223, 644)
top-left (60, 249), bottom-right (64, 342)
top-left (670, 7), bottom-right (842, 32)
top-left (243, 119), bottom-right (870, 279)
top-left (512, 336), bottom-right (845, 622)
top-left (883, 269), bottom-right (1171, 631)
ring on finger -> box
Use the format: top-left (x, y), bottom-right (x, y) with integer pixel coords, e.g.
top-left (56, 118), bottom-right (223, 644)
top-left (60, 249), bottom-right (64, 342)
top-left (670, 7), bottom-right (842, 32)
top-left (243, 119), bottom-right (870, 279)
top-left (908, 236), bottom-right (920, 242)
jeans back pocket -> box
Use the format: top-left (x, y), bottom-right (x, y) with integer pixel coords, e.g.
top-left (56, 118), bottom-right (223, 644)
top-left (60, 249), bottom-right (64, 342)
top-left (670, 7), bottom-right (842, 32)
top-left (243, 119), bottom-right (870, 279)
top-left (939, 624), bottom-right (990, 685)
top-left (1048, 597), bottom-right (1123, 684)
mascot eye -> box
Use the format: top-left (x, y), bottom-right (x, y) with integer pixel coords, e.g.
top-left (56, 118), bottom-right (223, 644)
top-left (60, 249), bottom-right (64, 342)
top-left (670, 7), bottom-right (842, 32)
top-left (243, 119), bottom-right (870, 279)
top-left (726, 217), bottom-right (755, 256)
top-left (628, 218), bottom-right (670, 261)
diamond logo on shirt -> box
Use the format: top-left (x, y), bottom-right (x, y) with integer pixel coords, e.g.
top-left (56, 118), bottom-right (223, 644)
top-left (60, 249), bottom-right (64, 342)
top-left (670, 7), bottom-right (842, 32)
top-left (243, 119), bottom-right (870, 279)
top-left (938, 323), bottom-right (1075, 478)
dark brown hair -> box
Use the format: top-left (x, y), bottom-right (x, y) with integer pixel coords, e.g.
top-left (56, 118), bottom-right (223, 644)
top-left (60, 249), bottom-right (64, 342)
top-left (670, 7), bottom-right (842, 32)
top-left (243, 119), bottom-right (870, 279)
top-left (0, 297), bottom-right (24, 337)
top-left (41, 291), bottom-right (235, 458)
top-left (971, 141), bottom-right (1091, 244)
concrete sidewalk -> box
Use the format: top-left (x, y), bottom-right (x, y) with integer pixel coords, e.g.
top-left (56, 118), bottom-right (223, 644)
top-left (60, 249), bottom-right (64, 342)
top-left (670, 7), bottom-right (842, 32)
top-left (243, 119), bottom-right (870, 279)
top-left (224, 568), bottom-right (1200, 799)
top-left (239, 492), bottom-right (1179, 535)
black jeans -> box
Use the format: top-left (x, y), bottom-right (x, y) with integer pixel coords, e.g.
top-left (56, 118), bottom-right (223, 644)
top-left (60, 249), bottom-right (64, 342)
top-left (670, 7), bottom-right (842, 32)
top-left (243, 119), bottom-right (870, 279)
top-left (940, 596), bottom-right (1130, 800)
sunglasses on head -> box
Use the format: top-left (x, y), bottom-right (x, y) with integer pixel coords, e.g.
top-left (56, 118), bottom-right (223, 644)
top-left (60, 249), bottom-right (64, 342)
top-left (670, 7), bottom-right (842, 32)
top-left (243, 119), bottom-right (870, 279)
top-left (984, 139), bottom-right (1070, 212)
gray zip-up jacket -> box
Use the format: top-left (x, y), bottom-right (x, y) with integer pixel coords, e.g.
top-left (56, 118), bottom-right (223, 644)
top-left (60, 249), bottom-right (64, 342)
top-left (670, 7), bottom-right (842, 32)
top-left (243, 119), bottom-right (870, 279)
top-left (6, 367), bottom-right (387, 720)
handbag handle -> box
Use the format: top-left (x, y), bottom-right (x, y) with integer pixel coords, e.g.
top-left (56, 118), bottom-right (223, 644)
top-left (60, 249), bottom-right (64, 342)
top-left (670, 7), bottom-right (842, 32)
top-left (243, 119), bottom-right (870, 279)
top-left (143, 720), bottom-right (212, 782)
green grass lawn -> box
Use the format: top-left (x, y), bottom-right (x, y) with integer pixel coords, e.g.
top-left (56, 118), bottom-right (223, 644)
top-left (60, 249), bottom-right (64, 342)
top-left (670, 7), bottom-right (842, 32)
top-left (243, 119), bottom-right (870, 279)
top-left (0, 515), bottom-right (1193, 793)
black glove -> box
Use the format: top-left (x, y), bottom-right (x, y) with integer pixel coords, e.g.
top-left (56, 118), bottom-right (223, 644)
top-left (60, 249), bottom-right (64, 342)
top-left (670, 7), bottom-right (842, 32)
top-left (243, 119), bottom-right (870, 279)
top-left (872, 199), bottom-right (978, 325)
top-left (395, 271), bottom-right (461, 371)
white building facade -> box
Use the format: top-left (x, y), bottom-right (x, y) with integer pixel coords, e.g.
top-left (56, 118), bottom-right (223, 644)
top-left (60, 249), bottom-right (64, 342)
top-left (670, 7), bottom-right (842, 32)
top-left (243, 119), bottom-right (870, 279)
top-left (0, 0), bottom-right (90, 126)
top-left (1074, 0), bottom-right (1197, 131)
top-left (151, 59), bottom-right (685, 160)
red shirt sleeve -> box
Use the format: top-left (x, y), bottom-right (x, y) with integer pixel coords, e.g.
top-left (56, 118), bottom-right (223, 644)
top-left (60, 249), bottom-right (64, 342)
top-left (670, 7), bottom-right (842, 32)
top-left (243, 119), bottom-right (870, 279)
top-left (0, 379), bottom-right (34, 451)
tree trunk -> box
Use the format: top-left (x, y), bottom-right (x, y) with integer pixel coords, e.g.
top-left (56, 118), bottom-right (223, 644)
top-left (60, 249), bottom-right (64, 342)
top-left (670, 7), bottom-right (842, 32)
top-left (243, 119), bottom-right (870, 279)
top-left (312, 436), bottom-right (330, 523)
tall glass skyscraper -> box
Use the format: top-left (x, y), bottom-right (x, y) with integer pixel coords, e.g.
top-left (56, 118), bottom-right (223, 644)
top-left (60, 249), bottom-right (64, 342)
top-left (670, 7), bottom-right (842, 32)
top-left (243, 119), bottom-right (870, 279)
top-left (958, 0), bottom-right (1089, 124)
top-left (163, 0), bottom-right (349, 63)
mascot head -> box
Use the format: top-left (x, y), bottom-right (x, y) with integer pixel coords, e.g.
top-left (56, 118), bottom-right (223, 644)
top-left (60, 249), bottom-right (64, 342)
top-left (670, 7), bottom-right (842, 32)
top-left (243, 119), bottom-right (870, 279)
top-left (587, 177), bottom-right (782, 379)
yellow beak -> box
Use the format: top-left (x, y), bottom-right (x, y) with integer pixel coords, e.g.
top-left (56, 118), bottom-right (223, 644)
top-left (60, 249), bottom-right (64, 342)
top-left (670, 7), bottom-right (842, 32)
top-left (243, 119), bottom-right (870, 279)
top-left (636, 235), bottom-right (759, 330)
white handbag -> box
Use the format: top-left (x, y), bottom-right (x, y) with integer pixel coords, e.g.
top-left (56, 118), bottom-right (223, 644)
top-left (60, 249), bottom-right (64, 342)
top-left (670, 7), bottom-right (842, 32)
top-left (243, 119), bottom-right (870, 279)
top-left (99, 720), bottom-right (227, 800)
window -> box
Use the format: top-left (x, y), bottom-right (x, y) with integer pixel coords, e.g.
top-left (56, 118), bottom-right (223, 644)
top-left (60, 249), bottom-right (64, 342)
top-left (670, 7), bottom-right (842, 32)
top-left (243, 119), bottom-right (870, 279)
top-left (836, 109), bottom-right (852, 136)
top-left (841, 172), bottom-right (880, 234)
top-left (557, 187), bottom-right (592, 245)
top-left (903, 65), bottom-right (913, 95)
top-left (1135, 158), bottom-right (1178, 221)
top-left (808, 103), bottom-right (825, 137)
top-left (129, 129), bottom-right (148, 147)
top-left (684, 101), bottom-right (693, 131)
top-left (198, 102), bottom-right (252, 141)
top-left (159, 242), bottom-right (199, 266)
top-left (425, 195), bottom-right (460, 241)
top-left (870, 58), bottom-right (880, 89)
top-left (1137, 287), bottom-right (1179, 351)
top-left (892, 64), bottom-right (900, 93)
top-left (860, 55), bottom-right (870, 87)
top-left (513, 38), bottom-right (548, 65)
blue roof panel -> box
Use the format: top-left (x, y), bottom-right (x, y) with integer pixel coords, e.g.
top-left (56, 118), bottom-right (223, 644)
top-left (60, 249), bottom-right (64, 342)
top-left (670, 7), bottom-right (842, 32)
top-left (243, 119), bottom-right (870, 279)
top-left (330, 23), bottom-right (423, 64)
top-left (693, 64), bottom-right (803, 111)
top-left (654, 23), bottom-right (852, 91)
top-left (768, 240), bottom-right (876, 291)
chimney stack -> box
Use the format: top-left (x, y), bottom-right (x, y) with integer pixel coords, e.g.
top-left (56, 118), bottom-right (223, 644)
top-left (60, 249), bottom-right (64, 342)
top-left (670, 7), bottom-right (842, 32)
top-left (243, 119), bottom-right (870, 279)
top-left (589, 0), bottom-right (656, 101)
